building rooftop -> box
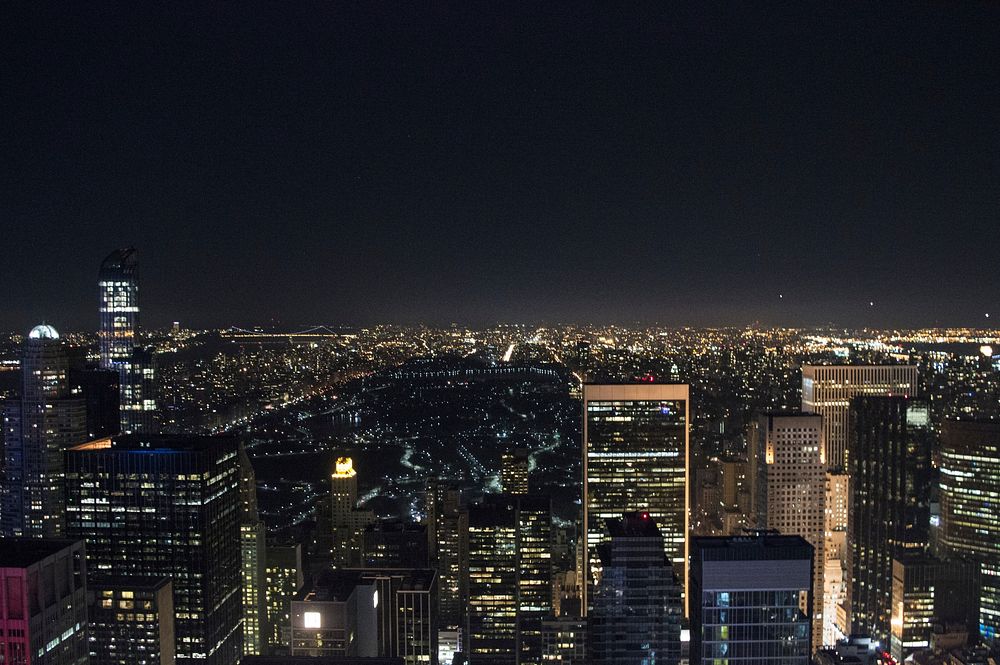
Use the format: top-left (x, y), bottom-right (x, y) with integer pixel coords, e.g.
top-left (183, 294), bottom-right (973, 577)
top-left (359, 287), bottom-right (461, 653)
top-left (0, 539), bottom-right (82, 568)
top-left (693, 533), bottom-right (813, 561)
top-left (69, 433), bottom-right (238, 454)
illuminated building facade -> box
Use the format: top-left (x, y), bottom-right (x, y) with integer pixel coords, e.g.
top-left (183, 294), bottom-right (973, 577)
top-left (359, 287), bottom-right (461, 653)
top-left (1, 325), bottom-right (86, 538)
top-left (541, 617), bottom-right (587, 664)
top-left (98, 248), bottom-right (156, 434)
top-left (0, 538), bottom-right (89, 665)
top-left (466, 494), bottom-right (552, 664)
top-left (582, 383), bottom-right (689, 610)
top-left (330, 457), bottom-right (374, 567)
top-left (889, 554), bottom-right (978, 663)
top-left (65, 435), bottom-right (242, 665)
top-left (589, 512), bottom-right (682, 665)
top-left (425, 479), bottom-right (467, 631)
top-left (89, 577), bottom-right (175, 665)
top-left (848, 397), bottom-right (932, 645)
top-left (690, 534), bottom-right (814, 665)
top-left (240, 445), bottom-right (267, 656)
top-left (749, 412), bottom-right (826, 651)
top-left (501, 448), bottom-right (530, 494)
top-left (801, 364), bottom-right (918, 470)
top-left (939, 420), bottom-right (1000, 644)
top-left (467, 496), bottom-right (518, 663)
top-left (264, 543), bottom-right (303, 654)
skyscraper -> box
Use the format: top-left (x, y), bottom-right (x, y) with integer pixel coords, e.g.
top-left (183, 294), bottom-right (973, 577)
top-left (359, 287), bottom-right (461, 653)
top-left (690, 534), bottom-right (814, 665)
top-left (240, 444), bottom-right (267, 656)
top-left (65, 434), bottom-right (242, 665)
top-left (466, 496), bottom-right (518, 664)
top-left (425, 479), bottom-right (468, 633)
top-left (0, 538), bottom-right (89, 665)
top-left (582, 383), bottom-right (689, 611)
top-left (848, 397), bottom-right (932, 644)
top-left (330, 457), bottom-right (374, 568)
top-left (748, 412), bottom-right (826, 650)
top-left (801, 364), bottom-right (918, 469)
top-left (1, 325), bottom-right (86, 538)
top-left (589, 512), bottom-right (682, 665)
top-left (98, 248), bottom-right (156, 434)
top-left (939, 419), bottom-right (1000, 644)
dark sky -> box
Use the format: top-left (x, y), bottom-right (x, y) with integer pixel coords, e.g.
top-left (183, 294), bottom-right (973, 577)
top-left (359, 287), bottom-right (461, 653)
top-left (3, 2), bottom-right (999, 331)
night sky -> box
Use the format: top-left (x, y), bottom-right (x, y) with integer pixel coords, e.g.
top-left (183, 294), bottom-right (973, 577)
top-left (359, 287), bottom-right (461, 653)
top-left (3, 2), bottom-right (999, 330)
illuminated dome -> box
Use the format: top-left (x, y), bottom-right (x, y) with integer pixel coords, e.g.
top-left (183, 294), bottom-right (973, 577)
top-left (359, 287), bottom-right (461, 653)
top-left (28, 324), bottom-right (59, 340)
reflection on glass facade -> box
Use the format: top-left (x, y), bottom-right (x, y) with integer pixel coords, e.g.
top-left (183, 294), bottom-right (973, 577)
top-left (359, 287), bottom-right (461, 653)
top-left (690, 535), bottom-right (814, 665)
top-left (589, 512), bottom-right (682, 665)
top-left (940, 420), bottom-right (1000, 644)
top-left (583, 384), bottom-right (689, 610)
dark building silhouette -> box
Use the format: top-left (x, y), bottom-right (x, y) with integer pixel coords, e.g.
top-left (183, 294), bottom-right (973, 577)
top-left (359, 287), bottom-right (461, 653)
top-left (68, 367), bottom-right (120, 439)
top-left (589, 512), bottom-right (682, 665)
top-left (362, 520), bottom-right (429, 568)
top-left (848, 397), bottom-right (932, 644)
top-left (65, 434), bottom-right (242, 665)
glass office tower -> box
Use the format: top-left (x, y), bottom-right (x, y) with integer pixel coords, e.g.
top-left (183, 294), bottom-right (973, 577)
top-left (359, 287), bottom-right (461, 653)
top-left (582, 384), bottom-right (689, 610)
top-left (848, 397), bottom-right (932, 645)
top-left (940, 420), bottom-right (1000, 644)
top-left (690, 534), bottom-right (814, 665)
top-left (65, 434), bottom-right (242, 665)
top-left (98, 248), bottom-right (156, 433)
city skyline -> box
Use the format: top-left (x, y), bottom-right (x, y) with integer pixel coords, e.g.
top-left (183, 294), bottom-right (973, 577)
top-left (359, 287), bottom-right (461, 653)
top-left (4, 4), bottom-right (1000, 329)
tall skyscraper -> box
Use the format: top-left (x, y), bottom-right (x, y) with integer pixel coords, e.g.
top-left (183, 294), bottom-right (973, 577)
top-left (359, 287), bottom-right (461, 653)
top-left (240, 444), bottom-right (267, 656)
top-left (848, 397), bottom-right (932, 644)
top-left (65, 434), bottom-right (242, 665)
top-left (330, 457), bottom-right (374, 567)
top-left (1, 325), bottom-right (86, 538)
top-left (939, 419), bottom-right (1000, 644)
top-left (425, 479), bottom-right (468, 633)
top-left (466, 494), bottom-right (552, 664)
top-left (582, 383), bottom-right (689, 611)
top-left (801, 364), bottom-right (918, 469)
top-left (748, 412), bottom-right (826, 650)
top-left (501, 448), bottom-right (530, 494)
top-left (0, 538), bottom-right (89, 665)
top-left (589, 512), bottom-right (682, 665)
top-left (690, 534), bottom-right (814, 665)
top-left (98, 248), bottom-right (156, 434)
